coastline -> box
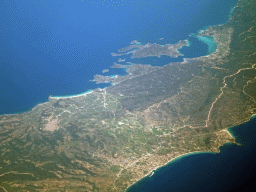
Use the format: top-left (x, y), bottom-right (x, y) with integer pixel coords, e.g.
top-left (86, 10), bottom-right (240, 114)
top-left (0, 89), bottom-right (96, 117)
top-left (49, 89), bottom-right (94, 99)
top-left (126, 126), bottom-right (247, 191)
top-left (228, 114), bottom-right (256, 138)
top-left (126, 113), bottom-right (256, 191)
top-left (125, 150), bottom-right (216, 192)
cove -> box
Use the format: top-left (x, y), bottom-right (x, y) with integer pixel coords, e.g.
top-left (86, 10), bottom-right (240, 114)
top-left (195, 35), bottom-right (218, 54)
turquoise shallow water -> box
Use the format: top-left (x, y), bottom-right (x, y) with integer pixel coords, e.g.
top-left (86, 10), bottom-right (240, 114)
top-left (195, 36), bottom-right (218, 54)
top-left (0, 0), bottom-right (238, 114)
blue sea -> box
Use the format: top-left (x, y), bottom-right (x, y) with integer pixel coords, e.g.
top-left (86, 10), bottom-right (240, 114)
top-left (0, 0), bottom-right (238, 114)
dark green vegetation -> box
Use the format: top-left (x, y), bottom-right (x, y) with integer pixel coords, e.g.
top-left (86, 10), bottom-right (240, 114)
top-left (1, 0), bottom-right (256, 191)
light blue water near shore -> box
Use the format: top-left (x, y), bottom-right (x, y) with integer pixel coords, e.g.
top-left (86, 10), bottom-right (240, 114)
top-left (195, 36), bottom-right (218, 54)
top-left (251, 114), bottom-right (256, 119)
top-left (0, 0), bottom-right (238, 114)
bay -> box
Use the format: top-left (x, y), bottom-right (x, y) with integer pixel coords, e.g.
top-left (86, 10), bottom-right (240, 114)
top-left (0, 0), bottom-right (237, 114)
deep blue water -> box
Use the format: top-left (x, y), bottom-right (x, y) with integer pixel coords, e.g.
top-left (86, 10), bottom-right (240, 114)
top-left (127, 116), bottom-right (256, 192)
top-left (0, 0), bottom-right (238, 114)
